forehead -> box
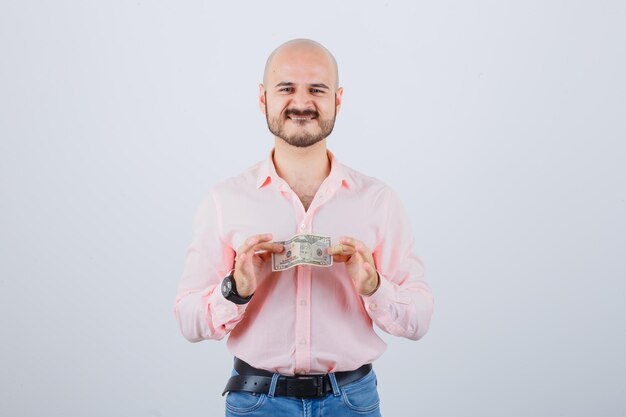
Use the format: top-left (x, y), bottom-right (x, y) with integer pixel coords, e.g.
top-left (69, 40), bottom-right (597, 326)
top-left (266, 48), bottom-right (336, 86)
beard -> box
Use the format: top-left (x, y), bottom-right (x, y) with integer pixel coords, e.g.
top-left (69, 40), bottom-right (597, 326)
top-left (264, 96), bottom-right (337, 148)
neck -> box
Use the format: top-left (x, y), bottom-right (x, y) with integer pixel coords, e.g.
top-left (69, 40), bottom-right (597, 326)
top-left (273, 138), bottom-right (331, 188)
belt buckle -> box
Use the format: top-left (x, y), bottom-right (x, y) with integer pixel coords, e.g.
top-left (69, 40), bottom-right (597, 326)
top-left (286, 375), bottom-right (325, 398)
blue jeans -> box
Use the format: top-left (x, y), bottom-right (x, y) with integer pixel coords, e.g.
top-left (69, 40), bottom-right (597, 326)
top-left (224, 368), bottom-right (382, 417)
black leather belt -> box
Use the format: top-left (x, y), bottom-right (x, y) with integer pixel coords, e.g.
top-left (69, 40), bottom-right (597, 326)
top-left (222, 358), bottom-right (372, 398)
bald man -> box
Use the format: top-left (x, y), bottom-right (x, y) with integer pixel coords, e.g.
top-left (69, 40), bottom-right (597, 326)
top-left (174, 39), bottom-right (434, 417)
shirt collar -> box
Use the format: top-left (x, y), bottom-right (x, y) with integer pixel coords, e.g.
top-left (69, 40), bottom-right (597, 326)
top-left (255, 148), bottom-right (350, 191)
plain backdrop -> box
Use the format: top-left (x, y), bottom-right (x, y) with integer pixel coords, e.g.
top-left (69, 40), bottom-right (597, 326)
top-left (1, 1), bottom-right (625, 416)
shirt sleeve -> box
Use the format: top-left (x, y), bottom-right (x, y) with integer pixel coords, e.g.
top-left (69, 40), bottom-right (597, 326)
top-left (173, 190), bottom-right (248, 342)
top-left (361, 187), bottom-right (434, 341)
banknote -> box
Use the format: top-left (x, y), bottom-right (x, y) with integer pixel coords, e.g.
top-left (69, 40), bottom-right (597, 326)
top-left (272, 234), bottom-right (333, 271)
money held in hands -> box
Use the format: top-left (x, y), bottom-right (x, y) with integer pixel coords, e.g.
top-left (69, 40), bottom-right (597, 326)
top-left (272, 234), bottom-right (333, 271)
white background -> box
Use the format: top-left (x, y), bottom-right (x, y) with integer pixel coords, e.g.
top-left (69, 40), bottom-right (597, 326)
top-left (1, 1), bottom-right (625, 416)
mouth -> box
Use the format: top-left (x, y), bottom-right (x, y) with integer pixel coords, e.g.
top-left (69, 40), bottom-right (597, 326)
top-left (288, 115), bottom-right (315, 122)
top-left (285, 109), bottom-right (318, 122)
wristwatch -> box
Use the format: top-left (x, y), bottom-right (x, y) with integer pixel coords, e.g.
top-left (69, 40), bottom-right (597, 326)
top-left (221, 274), bottom-right (253, 305)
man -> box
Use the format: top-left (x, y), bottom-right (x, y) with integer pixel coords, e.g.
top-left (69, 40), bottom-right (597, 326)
top-left (174, 39), bottom-right (434, 416)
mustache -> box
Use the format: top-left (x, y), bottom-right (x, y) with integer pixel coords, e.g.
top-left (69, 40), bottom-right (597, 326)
top-left (284, 109), bottom-right (319, 118)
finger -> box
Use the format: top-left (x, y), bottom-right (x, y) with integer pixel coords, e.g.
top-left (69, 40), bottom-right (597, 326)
top-left (338, 236), bottom-right (366, 250)
top-left (330, 254), bottom-right (351, 263)
top-left (257, 251), bottom-right (274, 263)
top-left (338, 236), bottom-right (372, 260)
top-left (327, 243), bottom-right (356, 256)
top-left (253, 242), bottom-right (284, 253)
top-left (354, 242), bottom-right (374, 263)
top-left (238, 233), bottom-right (273, 255)
top-left (363, 261), bottom-right (376, 274)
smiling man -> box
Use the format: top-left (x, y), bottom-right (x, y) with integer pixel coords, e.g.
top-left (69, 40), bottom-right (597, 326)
top-left (174, 39), bottom-right (434, 417)
top-left (262, 41), bottom-right (340, 150)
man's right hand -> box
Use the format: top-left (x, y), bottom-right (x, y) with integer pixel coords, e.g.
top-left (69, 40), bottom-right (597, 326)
top-left (233, 233), bottom-right (284, 298)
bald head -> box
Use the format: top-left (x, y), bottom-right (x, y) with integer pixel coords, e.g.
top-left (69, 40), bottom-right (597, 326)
top-left (263, 39), bottom-right (339, 89)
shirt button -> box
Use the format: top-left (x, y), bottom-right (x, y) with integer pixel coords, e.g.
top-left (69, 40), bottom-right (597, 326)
top-left (300, 224), bottom-right (306, 231)
top-left (299, 300), bottom-right (307, 306)
top-left (369, 303), bottom-right (378, 311)
top-left (299, 338), bottom-right (307, 345)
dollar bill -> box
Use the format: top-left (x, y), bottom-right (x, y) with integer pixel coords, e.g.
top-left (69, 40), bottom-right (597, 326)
top-left (272, 234), bottom-right (333, 271)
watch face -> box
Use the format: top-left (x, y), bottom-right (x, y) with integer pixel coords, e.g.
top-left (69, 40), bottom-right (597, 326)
top-left (221, 278), bottom-right (232, 297)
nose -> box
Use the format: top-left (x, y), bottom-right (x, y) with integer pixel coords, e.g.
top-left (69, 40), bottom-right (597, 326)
top-left (289, 88), bottom-right (314, 110)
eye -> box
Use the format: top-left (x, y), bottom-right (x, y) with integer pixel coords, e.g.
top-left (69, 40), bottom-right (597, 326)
top-left (278, 87), bottom-right (294, 93)
top-left (310, 88), bottom-right (325, 94)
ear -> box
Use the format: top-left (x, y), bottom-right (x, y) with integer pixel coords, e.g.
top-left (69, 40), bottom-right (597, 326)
top-left (335, 87), bottom-right (344, 113)
top-left (259, 84), bottom-right (267, 114)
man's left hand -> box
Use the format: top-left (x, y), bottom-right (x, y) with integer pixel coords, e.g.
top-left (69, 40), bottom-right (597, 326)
top-left (327, 237), bottom-right (380, 296)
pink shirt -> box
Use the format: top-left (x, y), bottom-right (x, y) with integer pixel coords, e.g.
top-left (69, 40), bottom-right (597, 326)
top-left (173, 150), bottom-right (434, 375)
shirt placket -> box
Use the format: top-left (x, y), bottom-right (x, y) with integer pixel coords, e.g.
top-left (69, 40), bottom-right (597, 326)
top-left (281, 180), bottom-right (336, 375)
top-left (294, 206), bottom-right (312, 374)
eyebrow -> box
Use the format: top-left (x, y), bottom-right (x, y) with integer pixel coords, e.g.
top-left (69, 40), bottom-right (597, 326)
top-left (274, 82), bottom-right (330, 90)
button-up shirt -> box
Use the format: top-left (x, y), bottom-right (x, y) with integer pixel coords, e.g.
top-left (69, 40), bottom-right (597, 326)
top-left (173, 149), bottom-right (434, 375)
